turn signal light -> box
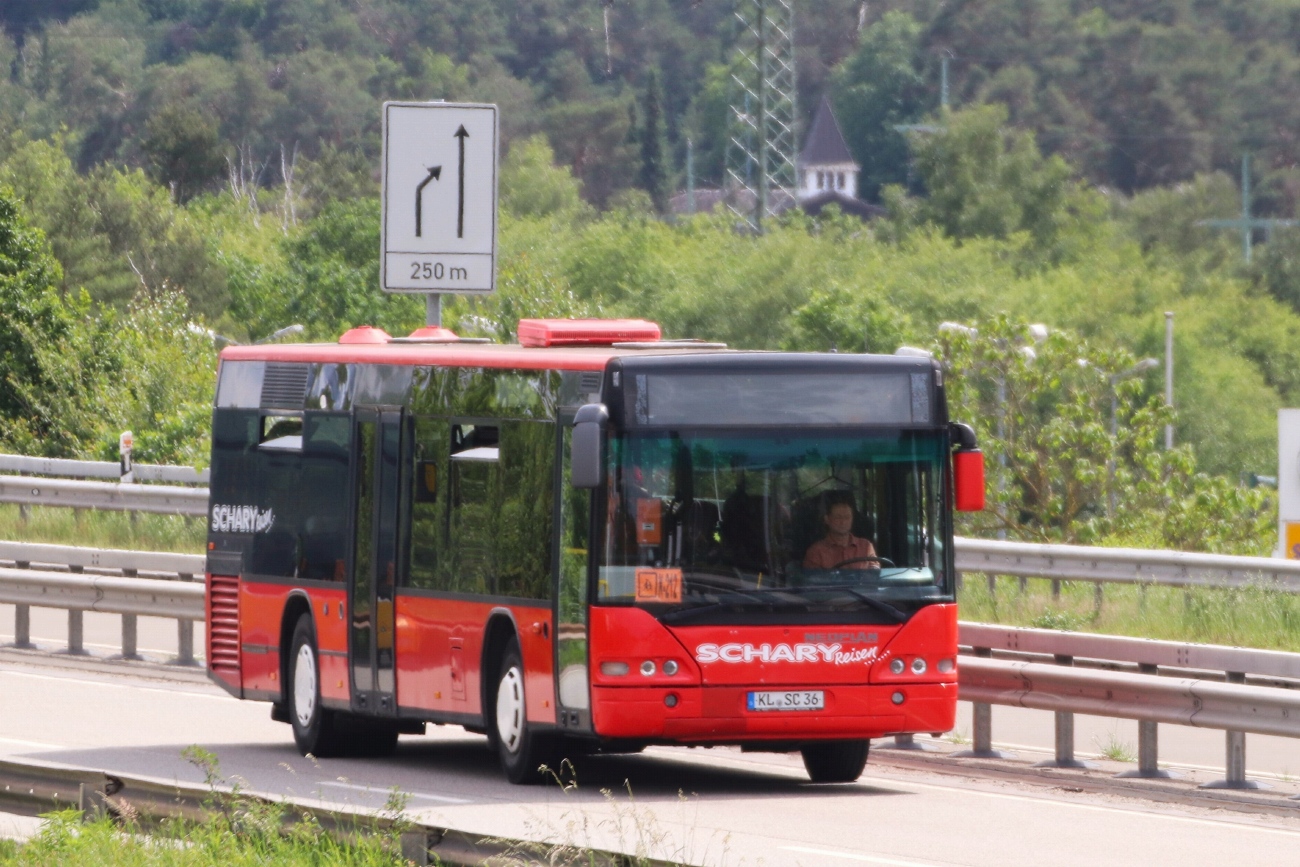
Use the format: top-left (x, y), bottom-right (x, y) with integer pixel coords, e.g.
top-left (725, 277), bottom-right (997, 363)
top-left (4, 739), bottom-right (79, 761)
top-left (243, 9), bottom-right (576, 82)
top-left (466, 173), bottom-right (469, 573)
top-left (600, 661), bottom-right (630, 676)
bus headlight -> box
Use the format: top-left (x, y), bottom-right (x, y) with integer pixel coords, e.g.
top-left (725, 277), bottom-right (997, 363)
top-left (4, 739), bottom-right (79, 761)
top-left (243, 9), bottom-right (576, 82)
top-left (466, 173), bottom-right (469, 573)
top-left (640, 660), bottom-right (657, 676)
top-left (601, 661), bottom-right (630, 676)
top-left (890, 658), bottom-right (906, 675)
top-left (937, 658), bottom-right (955, 674)
top-left (911, 658), bottom-right (927, 675)
top-left (663, 659), bottom-right (679, 676)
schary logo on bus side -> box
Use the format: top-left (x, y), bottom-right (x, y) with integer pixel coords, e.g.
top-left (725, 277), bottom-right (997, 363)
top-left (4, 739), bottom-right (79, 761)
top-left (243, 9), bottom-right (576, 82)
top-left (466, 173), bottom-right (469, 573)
top-left (694, 642), bottom-right (879, 666)
top-left (210, 504), bottom-right (275, 534)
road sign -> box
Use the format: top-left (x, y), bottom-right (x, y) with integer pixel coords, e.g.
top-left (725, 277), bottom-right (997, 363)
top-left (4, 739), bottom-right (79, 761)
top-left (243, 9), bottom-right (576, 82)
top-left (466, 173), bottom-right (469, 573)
top-left (381, 101), bottom-right (498, 293)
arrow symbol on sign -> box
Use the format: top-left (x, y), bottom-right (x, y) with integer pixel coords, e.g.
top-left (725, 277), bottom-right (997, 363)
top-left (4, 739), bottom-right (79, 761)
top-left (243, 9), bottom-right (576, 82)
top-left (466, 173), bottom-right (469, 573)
top-left (455, 124), bottom-right (469, 238)
top-left (414, 165), bottom-right (442, 237)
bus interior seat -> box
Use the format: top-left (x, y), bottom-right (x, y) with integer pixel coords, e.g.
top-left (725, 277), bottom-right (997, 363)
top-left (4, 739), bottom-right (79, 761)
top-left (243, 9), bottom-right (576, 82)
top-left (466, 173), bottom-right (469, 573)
top-left (720, 488), bottom-right (774, 571)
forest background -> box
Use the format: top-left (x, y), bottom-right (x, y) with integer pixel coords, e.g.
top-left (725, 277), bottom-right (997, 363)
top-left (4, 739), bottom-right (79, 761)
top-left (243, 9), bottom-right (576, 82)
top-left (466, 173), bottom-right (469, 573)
top-left (0, 0), bottom-right (1296, 554)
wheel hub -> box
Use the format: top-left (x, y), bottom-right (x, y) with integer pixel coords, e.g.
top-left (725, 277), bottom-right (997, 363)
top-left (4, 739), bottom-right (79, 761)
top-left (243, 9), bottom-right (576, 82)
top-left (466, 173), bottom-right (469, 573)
top-left (495, 665), bottom-right (525, 754)
top-left (294, 643), bottom-right (317, 728)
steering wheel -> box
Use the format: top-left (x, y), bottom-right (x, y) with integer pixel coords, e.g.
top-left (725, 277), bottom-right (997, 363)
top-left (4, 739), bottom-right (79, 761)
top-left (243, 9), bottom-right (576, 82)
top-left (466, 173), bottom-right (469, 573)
top-left (831, 556), bottom-right (895, 570)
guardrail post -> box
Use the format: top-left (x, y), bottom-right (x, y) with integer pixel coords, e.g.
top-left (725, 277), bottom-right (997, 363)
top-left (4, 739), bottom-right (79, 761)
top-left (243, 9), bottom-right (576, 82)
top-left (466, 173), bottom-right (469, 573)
top-left (10, 558), bottom-right (33, 649)
top-left (67, 609), bottom-right (85, 655)
top-left (953, 647), bottom-right (1017, 759)
top-left (119, 568), bottom-right (140, 660)
top-left (175, 573), bottom-right (197, 666)
top-left (13, 603), bottom-right (32, 648)
top-left (1034, 655), bottom-right (1096, 769)
top-left (1116, 664), bottom-right (1179, 779)
top-left (1201, 672), bottom-right (1268, 790)
top-left (65, 564), bottom-right (87, 655)
top-left (882, 733), bottom-right (939, 752)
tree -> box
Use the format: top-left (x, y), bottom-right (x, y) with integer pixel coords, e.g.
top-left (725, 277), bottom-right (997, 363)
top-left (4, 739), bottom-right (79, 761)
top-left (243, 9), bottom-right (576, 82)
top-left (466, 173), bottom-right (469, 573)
top-left (0, 187), bottom-right (74, 442)
top-left (637, 68), bottom-right (670, 214)
top-left (899, 104), bottom-right (1107, 259)
top-left (142, 103), bottom-right (226, 202)
top-left (499, 134), bottom-right (588, 220)
top-left (935, 317), bottom-right (1272, 552)
top-left (830, 11), bottom-right (928, 202)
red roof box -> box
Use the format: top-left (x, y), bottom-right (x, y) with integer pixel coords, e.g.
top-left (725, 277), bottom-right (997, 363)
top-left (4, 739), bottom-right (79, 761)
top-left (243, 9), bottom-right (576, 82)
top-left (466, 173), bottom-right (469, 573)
top-left (517, 318), bottom-right (661, 347)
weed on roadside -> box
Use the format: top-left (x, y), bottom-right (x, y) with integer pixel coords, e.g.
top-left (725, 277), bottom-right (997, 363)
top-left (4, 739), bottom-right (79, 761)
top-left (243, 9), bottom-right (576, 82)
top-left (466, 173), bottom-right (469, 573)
top-left (488, 762), bottom-right (733, 866)
top-left (1093, 731), bottom-right (1136, 764)
top-left (0, 747), bottom-right (419, 866)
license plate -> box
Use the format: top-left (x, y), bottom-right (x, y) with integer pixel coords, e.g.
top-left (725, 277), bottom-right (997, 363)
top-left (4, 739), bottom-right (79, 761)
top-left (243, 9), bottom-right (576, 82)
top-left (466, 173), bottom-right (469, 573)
top-left (746, 690), bottom-right (825, 712)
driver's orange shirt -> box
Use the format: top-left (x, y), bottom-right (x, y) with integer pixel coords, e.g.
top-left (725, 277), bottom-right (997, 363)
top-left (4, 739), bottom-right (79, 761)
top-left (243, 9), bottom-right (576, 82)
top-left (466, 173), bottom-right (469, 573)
top-left (803, 535), bottom-right (876, 569)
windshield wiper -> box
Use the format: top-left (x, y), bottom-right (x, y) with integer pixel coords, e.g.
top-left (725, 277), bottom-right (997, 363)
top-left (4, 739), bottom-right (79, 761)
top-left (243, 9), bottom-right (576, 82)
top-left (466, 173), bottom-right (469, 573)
top-left (659, 589), bottom-right (812, 624)
top-left (821, 585), bottom-right (908, 624)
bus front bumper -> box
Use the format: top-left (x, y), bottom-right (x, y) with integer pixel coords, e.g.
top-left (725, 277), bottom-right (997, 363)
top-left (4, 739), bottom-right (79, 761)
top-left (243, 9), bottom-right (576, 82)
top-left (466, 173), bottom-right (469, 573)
top-left (590, 682), bottom-right (957, 742)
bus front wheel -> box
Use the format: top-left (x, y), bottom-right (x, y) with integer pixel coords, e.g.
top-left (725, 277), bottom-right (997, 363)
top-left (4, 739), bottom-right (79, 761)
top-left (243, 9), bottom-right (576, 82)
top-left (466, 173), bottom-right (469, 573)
top-left (289, 615), bottom-right (344, 757)
top-left (492, 638), bottom-right (560, 784)
top-left (801, 739), bottom-right (869, 783)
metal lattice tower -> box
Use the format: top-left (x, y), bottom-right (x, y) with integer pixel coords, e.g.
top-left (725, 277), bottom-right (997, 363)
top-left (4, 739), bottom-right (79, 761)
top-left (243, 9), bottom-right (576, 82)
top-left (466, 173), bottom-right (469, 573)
top-left (726, 0), bottom-right (797, 231)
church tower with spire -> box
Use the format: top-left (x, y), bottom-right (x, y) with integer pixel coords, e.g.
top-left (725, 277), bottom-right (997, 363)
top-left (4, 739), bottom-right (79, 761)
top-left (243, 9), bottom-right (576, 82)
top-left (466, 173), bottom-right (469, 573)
top-left (797, 97), bottom-right (860, 201)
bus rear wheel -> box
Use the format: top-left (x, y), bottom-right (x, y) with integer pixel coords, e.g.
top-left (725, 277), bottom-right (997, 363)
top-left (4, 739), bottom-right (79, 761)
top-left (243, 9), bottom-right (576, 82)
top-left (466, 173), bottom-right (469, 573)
top-left (801, 739), bottom-right (870, 783)
top-left (289, 615), bottom-right (345, 757)
top-left (492, 638), bottom-right (561, 784)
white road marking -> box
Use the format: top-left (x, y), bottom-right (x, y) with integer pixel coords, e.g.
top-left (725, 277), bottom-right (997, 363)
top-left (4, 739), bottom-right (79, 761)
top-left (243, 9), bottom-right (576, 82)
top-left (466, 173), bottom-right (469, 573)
top-left (0, 736), bottom-right (64, 749)
top-left (316, 780), bottom-right (473, 805)
top-left (781, 846), bottom-right (962, 866)
top-left (0, 668), bottom-right (230, 700)
top-left (0, 635), bottom-right (186, 657)
top-left (649, 748), bottom-right (1300, 838)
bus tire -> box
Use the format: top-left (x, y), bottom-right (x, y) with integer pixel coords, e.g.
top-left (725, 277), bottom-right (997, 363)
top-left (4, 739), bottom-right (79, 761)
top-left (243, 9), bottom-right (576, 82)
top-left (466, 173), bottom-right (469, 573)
top-left (289, 615), bottom-right (344, 758)
top-left (492, 638), bottom-right (559, 784)
top-left (800, 739), bottom-right (870, 783)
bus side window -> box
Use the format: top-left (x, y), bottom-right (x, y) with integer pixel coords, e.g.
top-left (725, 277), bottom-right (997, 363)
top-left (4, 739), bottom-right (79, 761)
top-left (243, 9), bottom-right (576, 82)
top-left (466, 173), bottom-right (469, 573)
top-left (408, 418), bottom-right (449, 591)
top-left (495, 421), bottom-right (554, 600)
top-left (448, 423), bottom-right (500, 595)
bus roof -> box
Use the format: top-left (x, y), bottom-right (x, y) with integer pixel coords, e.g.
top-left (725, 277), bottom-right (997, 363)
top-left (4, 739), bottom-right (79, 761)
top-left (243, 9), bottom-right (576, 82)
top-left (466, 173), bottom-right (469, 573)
top-left (218, 340), bottom-right (731, 371)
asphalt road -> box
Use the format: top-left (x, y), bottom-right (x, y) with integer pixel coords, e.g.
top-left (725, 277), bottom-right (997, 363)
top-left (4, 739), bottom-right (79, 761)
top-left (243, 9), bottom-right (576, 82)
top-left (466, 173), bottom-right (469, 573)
top-left (2, 652), bottom-right (1300, 866)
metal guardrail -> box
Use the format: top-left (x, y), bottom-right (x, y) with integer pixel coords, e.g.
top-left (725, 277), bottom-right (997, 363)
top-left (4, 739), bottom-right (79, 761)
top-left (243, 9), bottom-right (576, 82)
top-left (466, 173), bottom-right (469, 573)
top-left (0, 541), bottom-right (205, 577)
top-left (0, 758), bottom-right (651, 866)
top-left (0, 547), bottom-right (203, 664)
top-left (0, 453), bottom-right (208, 484)
top-left (956, 622), bottom-right (1300, 791)
top-left (0, 475), bottom-right (209, 516)
top-left (955, 536), bottom-right (1300, 590)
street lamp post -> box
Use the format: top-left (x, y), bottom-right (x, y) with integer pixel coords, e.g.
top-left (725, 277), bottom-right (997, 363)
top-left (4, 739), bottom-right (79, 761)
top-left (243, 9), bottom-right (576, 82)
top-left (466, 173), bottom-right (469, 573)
top-left (1108, 358), bottom-right (1160, 518)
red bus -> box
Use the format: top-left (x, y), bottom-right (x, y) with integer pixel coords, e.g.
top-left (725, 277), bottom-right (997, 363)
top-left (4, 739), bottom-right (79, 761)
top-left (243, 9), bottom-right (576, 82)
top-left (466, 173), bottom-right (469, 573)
top-left (205, 318), bottom-right (983, 783)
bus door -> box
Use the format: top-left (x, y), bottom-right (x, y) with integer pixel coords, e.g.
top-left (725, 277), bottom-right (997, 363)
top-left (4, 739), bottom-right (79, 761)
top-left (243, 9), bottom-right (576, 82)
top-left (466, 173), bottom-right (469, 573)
top-left (349, 408), bottom-right (404, 716)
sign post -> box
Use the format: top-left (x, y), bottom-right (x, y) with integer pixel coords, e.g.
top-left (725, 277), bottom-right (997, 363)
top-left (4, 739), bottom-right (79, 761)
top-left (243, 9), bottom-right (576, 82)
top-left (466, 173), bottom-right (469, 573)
top-left (381, 101), bottom-right (498, 326)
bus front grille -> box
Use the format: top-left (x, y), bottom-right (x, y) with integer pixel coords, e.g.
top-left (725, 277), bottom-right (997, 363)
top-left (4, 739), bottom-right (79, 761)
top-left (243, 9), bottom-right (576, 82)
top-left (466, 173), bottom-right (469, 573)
top-left (207, 574), bottom-right (241, 675)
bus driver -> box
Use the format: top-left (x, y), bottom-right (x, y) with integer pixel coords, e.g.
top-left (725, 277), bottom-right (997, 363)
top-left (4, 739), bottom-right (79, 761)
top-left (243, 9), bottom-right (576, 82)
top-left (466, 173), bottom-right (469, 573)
top-left (803, 498), bottom-right (877, 570)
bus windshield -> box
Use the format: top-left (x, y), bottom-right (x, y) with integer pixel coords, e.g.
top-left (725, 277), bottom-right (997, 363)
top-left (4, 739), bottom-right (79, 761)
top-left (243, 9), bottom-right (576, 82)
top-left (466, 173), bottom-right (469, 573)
top-left (596, 429), bottom-right (949, 625)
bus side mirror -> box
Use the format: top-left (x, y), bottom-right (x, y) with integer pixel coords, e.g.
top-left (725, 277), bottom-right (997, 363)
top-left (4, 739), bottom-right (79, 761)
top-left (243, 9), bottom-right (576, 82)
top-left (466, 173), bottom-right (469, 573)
top-left (950, 422), bottom-right (984, 511)
top-left (571, 403), bottom-right (609, 489)
top-left (953, 450), bottom-right (985, 512)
